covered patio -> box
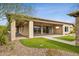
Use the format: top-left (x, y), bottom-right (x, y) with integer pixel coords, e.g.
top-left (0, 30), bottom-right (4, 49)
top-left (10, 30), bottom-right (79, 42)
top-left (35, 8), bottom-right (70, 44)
top-left (6, 13), bottom-right (72, 41)
top-left (7, 13), bottom-right (63, 41)
top-left (16, 18), bottom-right (63, 37)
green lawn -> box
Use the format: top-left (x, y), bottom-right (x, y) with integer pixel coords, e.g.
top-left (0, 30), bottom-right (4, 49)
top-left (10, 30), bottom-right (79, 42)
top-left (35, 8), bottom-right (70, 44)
top-left (55, 35), bottom-right (75, 41)
top-left (20, 38), bottom-right (79, 54)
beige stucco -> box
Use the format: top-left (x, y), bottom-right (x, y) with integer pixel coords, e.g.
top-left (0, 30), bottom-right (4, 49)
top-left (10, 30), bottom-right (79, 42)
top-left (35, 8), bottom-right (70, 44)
top-left (53, 25), bottom-right (63, 35)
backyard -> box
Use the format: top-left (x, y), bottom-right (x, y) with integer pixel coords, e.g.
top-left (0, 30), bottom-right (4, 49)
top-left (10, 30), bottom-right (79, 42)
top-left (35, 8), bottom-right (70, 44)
top-left (0, 3), bottom-right (79, 56)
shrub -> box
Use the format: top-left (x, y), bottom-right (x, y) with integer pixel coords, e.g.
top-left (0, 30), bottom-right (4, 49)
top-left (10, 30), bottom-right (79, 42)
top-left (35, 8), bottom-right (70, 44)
top-left (0, 34), bottom-right (7, 45)
top-left (0, 26), bottom-right (8, 46)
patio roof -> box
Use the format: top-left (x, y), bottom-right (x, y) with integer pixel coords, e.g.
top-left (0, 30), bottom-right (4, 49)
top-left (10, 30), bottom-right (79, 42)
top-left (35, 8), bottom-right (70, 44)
top-left (6, 13), bottom-right (73, 25)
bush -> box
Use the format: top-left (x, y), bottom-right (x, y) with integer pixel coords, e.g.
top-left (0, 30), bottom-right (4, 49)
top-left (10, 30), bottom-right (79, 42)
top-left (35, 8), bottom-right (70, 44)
top-left (0, 34), bottom-right (7, 45)
top-left (0, 26), bottom-right (8, 46)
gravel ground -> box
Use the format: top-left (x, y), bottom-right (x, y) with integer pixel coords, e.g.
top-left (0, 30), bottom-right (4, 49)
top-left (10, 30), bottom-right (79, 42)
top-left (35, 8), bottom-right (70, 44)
top-left (0, 40), bottom-right (79, 56)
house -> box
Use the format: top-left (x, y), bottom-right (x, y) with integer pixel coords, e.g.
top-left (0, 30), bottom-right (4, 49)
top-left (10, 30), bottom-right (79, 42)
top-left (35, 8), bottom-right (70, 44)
top-left (6, 13), bottom-right (74, 41)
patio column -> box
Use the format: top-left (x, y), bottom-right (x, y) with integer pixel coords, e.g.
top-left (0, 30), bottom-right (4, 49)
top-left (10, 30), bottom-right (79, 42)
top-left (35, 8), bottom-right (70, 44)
top-left (41, 26), bottom-right (43, 35)
top-left (10, 19), bottom-right (16, 41)
top-left (62, 25), bottom-right (65, 35)
top-left (52, 26), bottom-right (54, 34)
top-left (29, 20), bottom-right (34, 38)
top-left (69, 11), bottom-right (79, 46)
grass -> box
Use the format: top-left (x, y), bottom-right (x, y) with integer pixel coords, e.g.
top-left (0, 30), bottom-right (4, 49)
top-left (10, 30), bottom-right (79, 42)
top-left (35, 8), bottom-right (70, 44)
top-left (55, 35), bottom-right (75, 41)
top-left (20, 38), bottom-right (79, 54)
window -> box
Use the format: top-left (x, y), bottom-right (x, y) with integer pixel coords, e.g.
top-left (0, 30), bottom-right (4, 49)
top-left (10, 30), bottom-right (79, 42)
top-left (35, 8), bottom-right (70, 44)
top-left (43, 26), bottom-right (52, 34)
top-left (65, 26), bottom-right (68, 32)
top-left (34, 26), bottom-right (41, 34)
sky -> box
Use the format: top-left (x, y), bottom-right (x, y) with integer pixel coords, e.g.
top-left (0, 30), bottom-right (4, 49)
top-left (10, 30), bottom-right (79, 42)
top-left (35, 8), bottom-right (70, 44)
top-left (0, 3), bottom-right (78, 25)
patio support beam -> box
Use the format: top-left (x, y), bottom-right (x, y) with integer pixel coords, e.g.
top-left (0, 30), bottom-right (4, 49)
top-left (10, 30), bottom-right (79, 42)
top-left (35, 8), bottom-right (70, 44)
top-left (10, 19), bottom-right (16, 41)
top-left (62, 25), bottom-right (65, 35)
top-left (29, 21), bottom-right (34, 38)
top-left (52, 26), bottom-right (54, 34)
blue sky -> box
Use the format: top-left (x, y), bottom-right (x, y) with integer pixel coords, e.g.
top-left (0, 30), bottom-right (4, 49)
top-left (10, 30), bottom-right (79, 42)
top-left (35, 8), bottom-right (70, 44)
top-left (0, 3), bottom-right (78, 25)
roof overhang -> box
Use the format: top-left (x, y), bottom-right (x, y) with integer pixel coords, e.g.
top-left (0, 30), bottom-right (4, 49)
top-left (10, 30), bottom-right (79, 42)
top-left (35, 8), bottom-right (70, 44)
top-left (6, 13), bottom-right (73, 26)
top-left (68, 11), bottom-right (79, 17)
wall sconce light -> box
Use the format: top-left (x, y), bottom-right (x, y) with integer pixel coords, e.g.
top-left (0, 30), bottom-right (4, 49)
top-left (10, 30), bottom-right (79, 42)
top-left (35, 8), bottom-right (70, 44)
top-left (56, 26), bottom-right (59, 29)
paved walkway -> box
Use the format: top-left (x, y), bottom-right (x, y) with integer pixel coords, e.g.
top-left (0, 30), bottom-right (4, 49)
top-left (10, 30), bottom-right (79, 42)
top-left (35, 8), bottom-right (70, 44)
top-left (35, 35), bottom-right (76, 46)
top-left (44, 36), bottom-right (75, 46)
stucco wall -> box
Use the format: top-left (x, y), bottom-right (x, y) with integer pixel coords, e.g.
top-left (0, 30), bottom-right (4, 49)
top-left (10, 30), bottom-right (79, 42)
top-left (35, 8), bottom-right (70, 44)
top-left (53, 25), bottom-right (63, 35)
top-left (63, 24), bottom-right (73, 35)
top-left (19, 24), bottom-right (29, 37)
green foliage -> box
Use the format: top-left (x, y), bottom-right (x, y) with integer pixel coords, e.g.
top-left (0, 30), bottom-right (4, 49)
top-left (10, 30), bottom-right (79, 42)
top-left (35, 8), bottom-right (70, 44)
top-left (73, 25), bottom-right (76, 33)
top-left (0, 34), bottom-right (8, 45)
top-left (0, 25), bottom-right (8, 46)
top-left (20, 38), bottom-right (79, 54)
top-left (70, 30), bottom-right (74, 34)
top-left (55, 35), bottom-right (75, 41)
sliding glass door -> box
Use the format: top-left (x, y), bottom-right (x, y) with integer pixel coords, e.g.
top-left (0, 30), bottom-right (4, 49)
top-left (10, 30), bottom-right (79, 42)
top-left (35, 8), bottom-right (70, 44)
top-left (34, 26), bottom-right (52, 35)
top-left (34, 26), bottom-right (41, 35)
top-left (43, 26), bottom-right (52, 34)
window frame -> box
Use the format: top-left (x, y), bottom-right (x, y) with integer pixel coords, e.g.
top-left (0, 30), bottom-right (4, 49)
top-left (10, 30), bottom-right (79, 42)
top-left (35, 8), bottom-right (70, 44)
top-left (65, 26), bottom-right (69, 32)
